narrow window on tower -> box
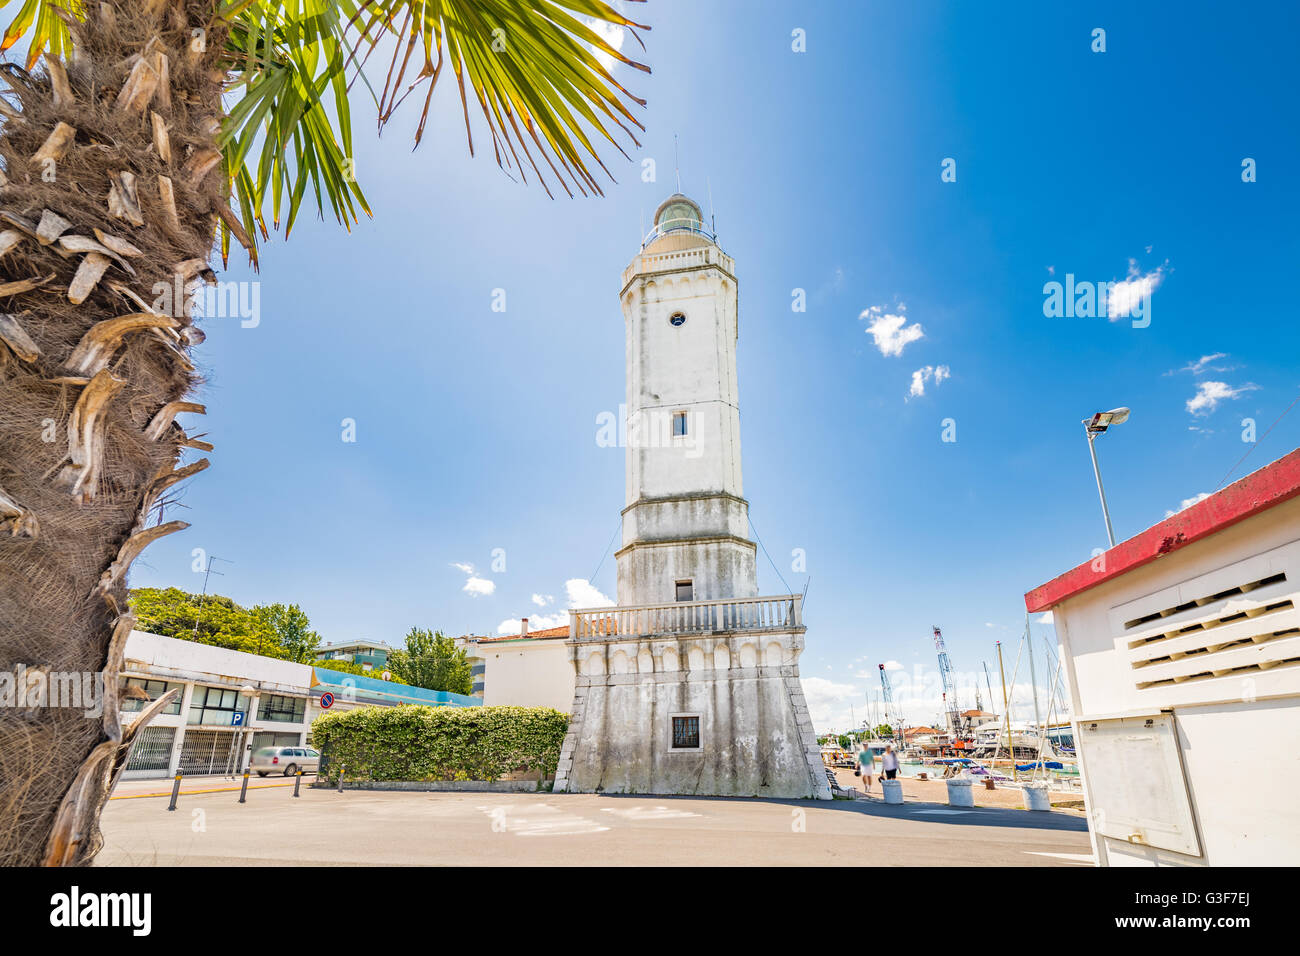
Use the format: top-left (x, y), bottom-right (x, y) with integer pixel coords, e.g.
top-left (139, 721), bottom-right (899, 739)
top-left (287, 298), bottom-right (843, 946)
top-left (675, 579), bottom-right (694, 602)
top-left (671, 715), bottom-right (701, 750)
top-left (672, 410), bottom-right (688, 437)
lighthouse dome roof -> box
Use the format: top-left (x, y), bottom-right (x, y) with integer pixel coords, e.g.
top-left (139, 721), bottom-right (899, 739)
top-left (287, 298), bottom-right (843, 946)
top-left (643, 193), bottom-right (715, 253)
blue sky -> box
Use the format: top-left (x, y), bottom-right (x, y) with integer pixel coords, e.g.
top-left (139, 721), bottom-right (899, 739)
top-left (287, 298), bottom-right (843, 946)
top-left (124, 1), bottom-right (1300, 730)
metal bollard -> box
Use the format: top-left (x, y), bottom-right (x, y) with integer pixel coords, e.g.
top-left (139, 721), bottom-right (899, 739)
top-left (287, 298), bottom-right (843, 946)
top-left (239, 768), bottom-right (250, 803)
top-left (293, 769), bottom-right (302, 798)
top-left (167, 771), bottom-right (182, 811)
top-left (337, 764), bottom-right (345, 793)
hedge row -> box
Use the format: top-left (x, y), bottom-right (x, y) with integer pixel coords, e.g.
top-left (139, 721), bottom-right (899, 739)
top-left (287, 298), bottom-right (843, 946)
top-left (310, 705), bottom-right (569, 783)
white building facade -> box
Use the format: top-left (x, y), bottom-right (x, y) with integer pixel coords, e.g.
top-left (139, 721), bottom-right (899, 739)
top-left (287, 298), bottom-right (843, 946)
top-left (120, 630), bottom-right (479, 779)
top-left (554, 195), bottom-right (830, 799)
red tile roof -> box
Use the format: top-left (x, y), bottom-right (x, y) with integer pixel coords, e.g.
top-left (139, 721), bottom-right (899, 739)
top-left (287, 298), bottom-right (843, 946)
top-left (469, 624), bottom-right (571, 644)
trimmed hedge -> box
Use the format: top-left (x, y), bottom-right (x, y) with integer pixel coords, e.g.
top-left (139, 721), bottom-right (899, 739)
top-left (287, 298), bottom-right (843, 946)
top-left (311, 705), bottom-right (569, 783)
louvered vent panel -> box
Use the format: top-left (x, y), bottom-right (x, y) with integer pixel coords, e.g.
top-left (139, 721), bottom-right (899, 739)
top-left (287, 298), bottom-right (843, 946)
top-left (1114, 542), bottom-right (1300, 692)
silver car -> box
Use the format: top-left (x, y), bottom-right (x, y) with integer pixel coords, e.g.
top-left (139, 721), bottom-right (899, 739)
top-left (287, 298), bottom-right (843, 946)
top-left (251, 746), bottom-right (320, 777)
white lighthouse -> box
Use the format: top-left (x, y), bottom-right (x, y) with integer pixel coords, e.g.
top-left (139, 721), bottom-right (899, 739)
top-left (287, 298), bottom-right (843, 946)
top-left (553, 194), bottom-right (830, 799)
top-left (616, 193), bottom-right (756, 607)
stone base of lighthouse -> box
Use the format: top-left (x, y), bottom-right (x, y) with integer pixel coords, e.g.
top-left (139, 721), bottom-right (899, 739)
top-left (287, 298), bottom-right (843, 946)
top-left (553, 630), bottom-right (831, 800)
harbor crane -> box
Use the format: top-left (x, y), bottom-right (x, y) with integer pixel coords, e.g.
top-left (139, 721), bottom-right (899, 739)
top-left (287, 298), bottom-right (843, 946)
top-left (878, 663), bottom-right (898, 740)
top-left (932, 626), bottom-right (963, 738)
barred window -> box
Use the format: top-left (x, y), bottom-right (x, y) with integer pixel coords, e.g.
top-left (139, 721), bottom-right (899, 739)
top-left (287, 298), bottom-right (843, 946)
top-left (672, 715), bottom-right (700, 749)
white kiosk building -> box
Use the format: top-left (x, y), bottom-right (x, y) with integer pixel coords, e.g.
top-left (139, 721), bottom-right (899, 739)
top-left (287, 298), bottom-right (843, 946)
top-left (1026, 447), bottom-right (1300, 865)
top-left (553, 194), bottom-right (830, 799)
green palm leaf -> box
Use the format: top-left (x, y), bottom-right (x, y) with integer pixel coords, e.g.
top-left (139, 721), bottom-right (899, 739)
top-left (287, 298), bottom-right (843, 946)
top-left (0, 0), bottom-right (649, 261)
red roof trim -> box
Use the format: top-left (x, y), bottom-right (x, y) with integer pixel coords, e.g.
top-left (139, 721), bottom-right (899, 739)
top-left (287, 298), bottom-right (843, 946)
top-left (1025, 447), bottom-right (1300, 613)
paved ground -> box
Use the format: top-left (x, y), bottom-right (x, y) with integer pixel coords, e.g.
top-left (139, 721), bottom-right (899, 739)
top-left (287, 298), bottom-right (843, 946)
top-left (99, 776), bottom-right (1093, 866)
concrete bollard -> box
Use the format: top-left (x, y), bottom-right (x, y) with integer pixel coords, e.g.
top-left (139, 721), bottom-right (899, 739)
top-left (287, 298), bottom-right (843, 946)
top-left (167, 772), bottom-right (182, 811)
top-left (1023, 782), bottom-right (1051, 812)
top-left (881, 778), bottom-right (904, 805)
top-left (946, 777), bottom-right (974, 808)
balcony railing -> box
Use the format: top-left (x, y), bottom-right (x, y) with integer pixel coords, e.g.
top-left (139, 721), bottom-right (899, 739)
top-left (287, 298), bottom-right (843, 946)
top-left (570, 594), bottom-right (802, 641)
top-left (640, 216), bottom-right (718, 249)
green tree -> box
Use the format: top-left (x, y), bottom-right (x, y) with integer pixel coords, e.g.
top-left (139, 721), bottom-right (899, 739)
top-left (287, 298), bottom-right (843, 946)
top-left (131, 587), bottom-right (284, 658)
top-left (389, 628), bottom-right (473, 695)
top-left (837, 734), bottom-right (852, 750)
top-left (251, 603), bottom-right (320, 663)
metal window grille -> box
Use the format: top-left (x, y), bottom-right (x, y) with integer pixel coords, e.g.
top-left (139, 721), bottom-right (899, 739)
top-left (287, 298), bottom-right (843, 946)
top-left (124, 725), bottom-right (176, 772)
top-left (178, 730), bottom-right (241, 776)
top-left (672, 716), bottom-right (700, 749)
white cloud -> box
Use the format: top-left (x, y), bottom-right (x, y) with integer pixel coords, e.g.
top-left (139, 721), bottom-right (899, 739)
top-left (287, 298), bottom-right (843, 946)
top-left (1036, 611), bottom-right (1054, 625)
top-left (882, 660), bottom-right (903, 672)
top-left (1184, 353), bottom-right (1228, 375)
top-left (585, 17), bottom-right (625, 72)
top-left (1186, 380), bottom-right (1257, 416)
top-left (463, 576), bottom-right (495, 597)
top-left (495, 578), bottom-right (613, 637)
top-left (799, 676), bottom-right (860, 730)
top-left (907, 364), bottom-right (950, 399)
top-left (565, 578), bottom-right (613, 609)
top-left (861, 304), bottom-right (924, 357)
top-left (452, 561), bottom-right (495, 597)
top-left (497, 612), bottom-right (567, 635)
top-left (1107, 260), bottom-right (1167, 321)
top-left (1164, 492), bottom-right (1212, 518)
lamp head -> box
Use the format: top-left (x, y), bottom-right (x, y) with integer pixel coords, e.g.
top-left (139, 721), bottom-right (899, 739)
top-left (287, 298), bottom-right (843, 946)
top-left (1085, 406), bottom-right (1131, 434)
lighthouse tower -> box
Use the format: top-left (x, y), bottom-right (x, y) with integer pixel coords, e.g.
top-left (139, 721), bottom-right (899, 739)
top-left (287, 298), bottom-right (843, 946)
top-left (553, 193), bottom-right (830, 800)
top-left (616, 193), bottom-right (757, 607)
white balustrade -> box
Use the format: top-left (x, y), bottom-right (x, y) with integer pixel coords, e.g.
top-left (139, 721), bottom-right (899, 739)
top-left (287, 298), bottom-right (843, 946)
top-left (569, 594), bottom-right (802, 640)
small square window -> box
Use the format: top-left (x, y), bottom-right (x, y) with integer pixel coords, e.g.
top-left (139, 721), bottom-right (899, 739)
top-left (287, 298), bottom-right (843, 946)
top-left (675, 580), bottom-right (693, 602)
top-left (672, 411), bottom-right (688, 437)
top-left (672, 715), bottom-right (700, 749)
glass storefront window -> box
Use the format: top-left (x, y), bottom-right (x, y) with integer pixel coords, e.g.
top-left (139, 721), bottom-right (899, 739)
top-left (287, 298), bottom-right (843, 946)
top-left (120, 678), bottom-right (183, 715)
top-left (187, 685), bottom-right (251, 726)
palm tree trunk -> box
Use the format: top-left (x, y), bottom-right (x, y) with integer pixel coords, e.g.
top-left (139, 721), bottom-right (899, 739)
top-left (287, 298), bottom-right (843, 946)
top-left (0, 0), bottom-right (227, 865)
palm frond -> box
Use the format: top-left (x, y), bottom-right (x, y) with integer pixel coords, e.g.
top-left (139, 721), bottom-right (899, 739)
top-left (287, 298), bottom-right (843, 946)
top-left (0, 0), bottom-right (649, 262)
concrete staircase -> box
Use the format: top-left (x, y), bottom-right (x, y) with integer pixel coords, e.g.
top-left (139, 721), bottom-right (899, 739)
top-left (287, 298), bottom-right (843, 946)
top-left (786, 675), bottom-right (833, 800)
top-left (551, 685), bottom-right (587, 793)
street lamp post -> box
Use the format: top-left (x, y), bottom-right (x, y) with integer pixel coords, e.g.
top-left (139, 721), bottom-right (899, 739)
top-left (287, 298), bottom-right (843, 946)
top-left (1082, 407), bottom-right (1130, 548)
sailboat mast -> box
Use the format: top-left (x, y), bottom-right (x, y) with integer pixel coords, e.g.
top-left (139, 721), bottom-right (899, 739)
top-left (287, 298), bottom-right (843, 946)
top-left (997, 640), bottom-right (1016, 782)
